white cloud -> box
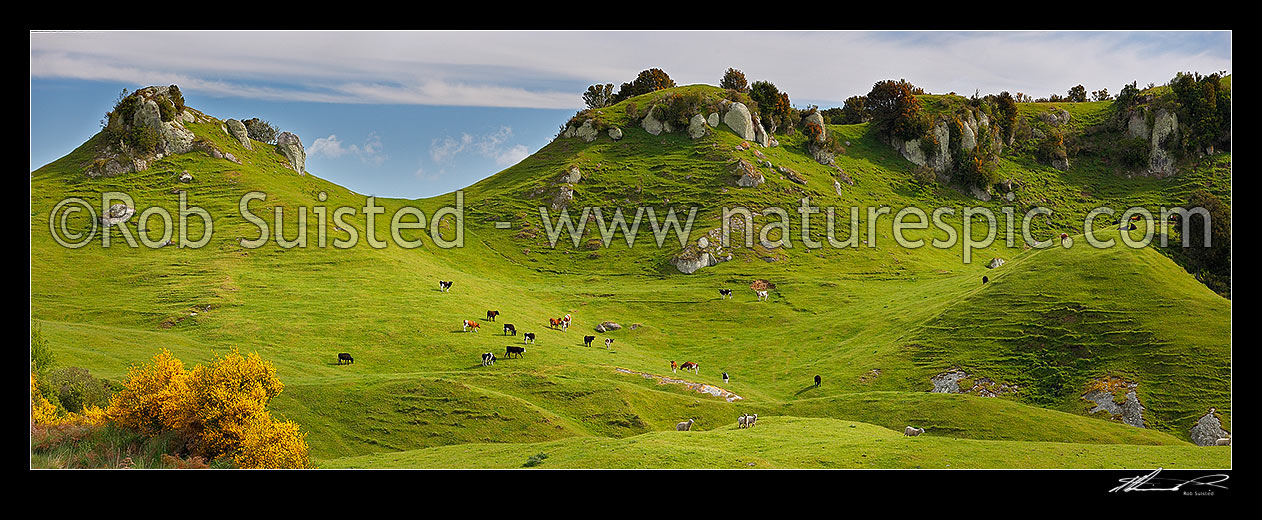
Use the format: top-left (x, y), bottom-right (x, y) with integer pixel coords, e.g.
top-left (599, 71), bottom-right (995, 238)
top-left (29, 31), bottom-right (1230, 109)
top-left (430, 126), bottom-right (528, 166)
top-left (309, 132), bottom-right (386, 165)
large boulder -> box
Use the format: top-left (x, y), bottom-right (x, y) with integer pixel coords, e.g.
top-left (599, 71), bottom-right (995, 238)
top-left (608, 127), bottom-right (623, 141)
top-left (276, 132), bottom-right (306, 174)
top-left (671, 229), bottom-right (734, 274)
top-left (1127, 109), bottom-right (1150, 139)
top-left (559, 166), bottom-right (582, 184)
top-left (687, 114), bottom-right (709, 139)
top-left (707, 112), bottom-right (719, 128)
top-left (960, 119), bottom-right (977, 152)
top-left (225, 119), bottom-right (253, 150)
top-left (641, 106), bottom-right (667, 136)
top-left (595, 321), bottom-right (622, 332)
top-left (722, 102), bottom-right (756, 140)
top-left (575, 119), bottom-right (599, 142)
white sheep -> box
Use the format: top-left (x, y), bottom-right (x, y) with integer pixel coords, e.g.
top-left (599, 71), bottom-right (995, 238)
top-left (745, 414), bottom-right (757, 428)
top-left (1215, 436), bottom-right (1232, 446)
top-left (676, 419), bottom-right (695, 431)
top-left (737, 414), bottom-right (748, 429)
top-left (904, 426), bottom-right (925, 437)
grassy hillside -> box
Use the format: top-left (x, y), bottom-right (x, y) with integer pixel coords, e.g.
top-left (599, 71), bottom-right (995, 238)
top-left (30, 84), bottom-right (1230, 468)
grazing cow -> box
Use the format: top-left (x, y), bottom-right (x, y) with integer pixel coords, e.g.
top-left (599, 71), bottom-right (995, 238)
top-left (814, 375), bottom-right (821, 387)
top-left (481, 352), bottom-right (496, 366)
top-left (737, 413), bottom-right (749, 428)
top-left (549, 318), bottom-right (562, 329)
top-left (723, 372), bottom-right (730, 384)
top-left (562, 314), bottom-right (572, 331)
top-left (439, 280), bottom-right (454, 292)
top-left (680, 361), bottom-right (698, 374)
top-left (1215, 436), bottom-right (1232, 446)
top-left (904, 426), bottom-right (925, 437)
top-left (584, 335), bottom-right (595, 347)
top-left (604, 338), bottom-right (614, 349)
top-left (671, 361), bottom-right (678, 373)
top-left (719, 289), bottom-right (733, 299)
top-left (337, 353), bottom-right (354, 365)
top-left (755, 290), bottom-right (769, 301)
top-left (505, 346), bottom-right (525, 359)
top-left (503, 324), bottom-right (516, 336)
top-left (486, 310), bottom-right (500, 322)
top-left (676, 419), bottom-right (695, 431)
top-left (982, 275), bottom-right (989, 284)
top-left (523, 332), bottom-right (535, 344)
top-left (463, 320), bottom-right (480, 332)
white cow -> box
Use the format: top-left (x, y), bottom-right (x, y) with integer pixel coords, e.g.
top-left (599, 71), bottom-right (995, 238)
top-left (904, 426), bottom-right (925, 437)
top-left (676, 419), bottom-right (695, 431)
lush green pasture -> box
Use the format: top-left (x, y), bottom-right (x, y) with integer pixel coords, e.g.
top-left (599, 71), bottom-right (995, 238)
top-left (31, 85), bottom-right (1230, 468)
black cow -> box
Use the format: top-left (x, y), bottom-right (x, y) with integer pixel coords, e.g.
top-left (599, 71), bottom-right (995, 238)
top-left (439, 280), bottom-right (454, 292)
top-left (523, 332), bottom-right (535, 344)
top-left (481, 352), bottom-right (496, 366)
top-left (505, 346), bottom-right (525, 359)
top-left (584, 335), bottom-right (596, 347)
top-left (504, 323), bottom-right (517, 336)
top-left (719, 289), bottom-right (733, 299)
top-left (487, 310), bottom-right (500, 321)
top-left (814, 375), bottom-right (821, 387)
top-left (337, 353), bottom-right (354, 365)
top-left (982, 276), bottom-right (989, 284)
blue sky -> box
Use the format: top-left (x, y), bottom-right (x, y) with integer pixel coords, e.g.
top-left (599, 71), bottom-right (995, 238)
top-left (30, 30), bottom-right (1231, 199)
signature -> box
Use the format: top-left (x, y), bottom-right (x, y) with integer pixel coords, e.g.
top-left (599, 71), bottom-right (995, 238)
top-left (1109, 468), bottom-right (1229, 493)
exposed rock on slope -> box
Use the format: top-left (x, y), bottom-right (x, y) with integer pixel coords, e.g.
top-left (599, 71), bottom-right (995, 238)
top-left (225, 119), bottom-right (253, 150)
top-left (276, 132), bottom-right (306, 174)
top-left (86, 86), bottom-right (198, 177)
top-left (1188, 408), bottom-right (1230, 446)
top-left (1083, 378), bottom-right (1145, 428)
top-left (722, 101), bottom-right (756, 141)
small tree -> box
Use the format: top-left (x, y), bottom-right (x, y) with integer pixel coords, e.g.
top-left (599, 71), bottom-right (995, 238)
top-left (243, 118), bottom-right (280, 144)
top-left (720, 68), bottom-right (749, 93)
top-left (1091, 88), bottom-right (1111, 102)
top-left (583, 83), bottom-right (615, 109)
top-left (1067, 85), bottom-right (1087, 102)
top-left (865, 79), bottom-right (929, 142)
top-left (840, 95), bottom-right (868, 124)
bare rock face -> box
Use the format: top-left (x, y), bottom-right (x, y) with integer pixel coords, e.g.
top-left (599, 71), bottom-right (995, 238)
top-left (1189, 408), bottom-right (1229, 446)
top-left (707, 112), bottom-right (719, 128)
top-left (803, 111), bottom-right (827, 143)
top-left (559, 166), bottom-right (582, 184)
top-left (1148, 109), bottom-right (1179, 177)
top-left (1084, 383), bottom-right (1146, 428)
top-left (550, 185), bottom-right (574, 211)
top-left (986, 258), bottom-right (1006, 269)
top-left (225, 119), bottom-right (253, 150)
top-left (753, 120), bottom-right (770, 147)
top-left (85, 86), bottom-right (197, 177)
top-left (276, 132), bottom-right (306, 174)
top-left (930, 370), bottom-right (968, 393)
top-left (608, 127), bottom-right (623, 141)
top-left (595, 321), bottom-right (621, 332)
top-left (722, 102), bottom-right (756, 140)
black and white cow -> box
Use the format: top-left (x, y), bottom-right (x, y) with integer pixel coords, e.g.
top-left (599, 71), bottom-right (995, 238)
top-left (604, 338), bottom-right (615, 349)
top-left (719, 289), bottom-right (733, 299)
top-left (438, 280), bottom-right (454, 293)
top-left (503, 323), bottom-right (517, 336)
top-left (523, 332), bottom-right (535, 344)
top-left (481, 352), bottom-right (496, 366)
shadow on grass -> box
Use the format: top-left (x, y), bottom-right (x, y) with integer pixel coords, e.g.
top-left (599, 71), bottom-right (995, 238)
top-left (793, 384), bottom-right (821, 396)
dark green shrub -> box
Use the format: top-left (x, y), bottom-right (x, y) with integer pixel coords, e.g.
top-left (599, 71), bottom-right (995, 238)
top-left (168, 84), bottom-right (185, 111)
top-left (48, 367), bottom-right (116, 413)
top-left (157, 95), bottom-right (176, 122)
top-left (243, 118), bottom-right (279, 144)
top-left (1116, 137), bottom-right (1149, 168)
top-left (720, 68), bottom-right (749, 92)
